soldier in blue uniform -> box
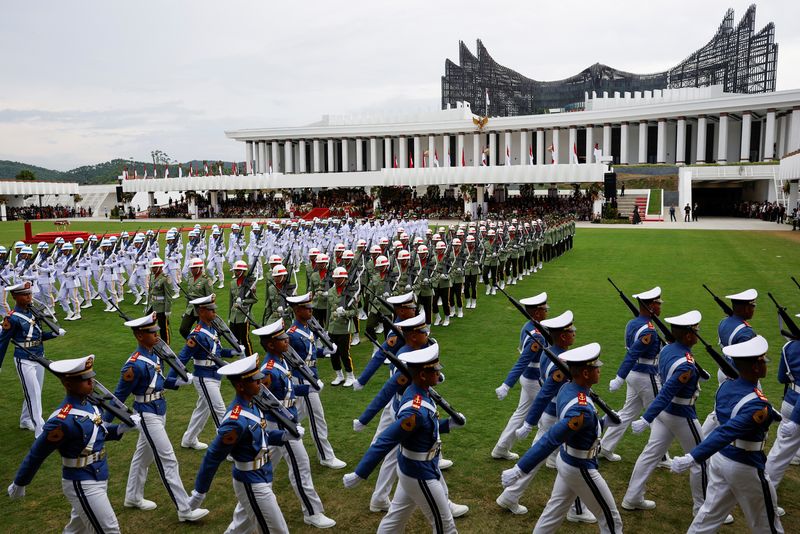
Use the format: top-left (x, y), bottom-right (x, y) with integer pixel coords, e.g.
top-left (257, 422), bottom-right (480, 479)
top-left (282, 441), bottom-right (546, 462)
top-left (189, 355), bottom-right (299, 534)
top-left (0, 281), bottom-right (66, 437)
top-left (501, 343), bottom-right (623, 533)
top-left (253, 318), bottom-right (336, 529)
top-left (343, 343), bottom-right (467, 534)
top-left (169, 294), bottom-right (243, 450)
top-left (7, 355), bottom-right (137, 533)
top-left (672, 335), bottom-right (785, 533)
top-left (493, 292), bottom-right (549, 462)
top-left (109, 312), bottom-right (209, 522)
top-left (600, 287), bottom-right (666, 464)
top-left (285, 292), bottom-right (347, 470)
top-left (701, 288), bottom-right (758, 437)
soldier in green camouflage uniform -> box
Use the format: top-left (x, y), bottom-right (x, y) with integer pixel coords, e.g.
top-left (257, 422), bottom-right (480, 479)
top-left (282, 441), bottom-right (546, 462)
top-left (412, 244), bottom-right (435, 326)
top-left (324, 266), bottom-right (357, 386)
top-left (229, 260), bottom-right (258, 355)
top-left (448, 237), bottom-right (466, 318)
top-left (262, 263), bottom-right (294, 326)
top-left (431, 240), bottom-right (452, 327)
top-left (481, 229), bottom-right (500, 295)
top-left (146, 257), bottom-right (173, 344)
top-left (179, 257), bottom-right (214, 339)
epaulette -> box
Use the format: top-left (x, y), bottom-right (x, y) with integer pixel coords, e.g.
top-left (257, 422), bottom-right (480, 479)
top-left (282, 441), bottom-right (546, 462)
top-left (288, 326), bottom-right (297, 333)
top-left (229, 405), bottom-right (242, 420)
top-left (56, 404), bottom-right (73, 420)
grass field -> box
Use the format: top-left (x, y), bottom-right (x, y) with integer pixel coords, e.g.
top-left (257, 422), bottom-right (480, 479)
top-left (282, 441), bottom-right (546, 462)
top-left (0, 221), bottom-right (799, 533)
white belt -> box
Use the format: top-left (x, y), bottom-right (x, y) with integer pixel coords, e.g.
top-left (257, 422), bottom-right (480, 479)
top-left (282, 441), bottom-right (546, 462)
top-left (636, 358), bottom-right (656, 365)
top-left (564, 443), bottom-right (600, 459)
top-left (281, 399), bottom-right (296, 408)
top-left (134, 391), bottom-right (163, 403)
top-left (400, 444), bottom-right (441, 461)
top-left (153, 296), bottom-right (165, 301)
top-left (790, 383), bottom-right (800, 394)
top-left (671, 397), bottom-right (696, 406)
top-left (527, 362), bottom-right (540, 368)
top-left (732, 439), bottom-right (766, 452)
top-left (62, 449), bottom-right (106, 468)
top-left (234, 454), bottom-right (269, 471)
top-left (19, 340), bottom-right (42, 348)
top-left (194, 359), bottom-right (217, 367)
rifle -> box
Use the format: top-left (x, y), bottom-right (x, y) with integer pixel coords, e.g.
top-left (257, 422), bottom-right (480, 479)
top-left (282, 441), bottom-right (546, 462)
top-left (768, 292), bottom-right (800, 340)
top-left (254, 384), bottom-right (301, 438)
top-left (108, 301), bottom-right (189, 381)
top-left (237, 248), bottom-right (263, 302)
top-left (268, 279), bottom-right (336, 352)
top-left (693, 331), bottom-right (739, 380)
top-left (176, 283), bottom-right (242, 349)
top-left (364, 332), bottom-right (466, 426)
top-left (495, 285), bottom-right (621, 424)
top-left (11, 341), bottom-right (135, 426)
top-left (703, 284), bottom-right (734, 317)
top-left (792, 276), bottom-right (800, 292)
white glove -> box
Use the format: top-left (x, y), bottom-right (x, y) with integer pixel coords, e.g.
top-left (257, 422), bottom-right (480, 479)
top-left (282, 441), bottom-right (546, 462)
top-left (323, 343), bottom-right (338, 355)
top-left (175, 373), bottom-right (194, 387)
top-left (57, 328), bottom-right (66, 336)
top-left (235, 297), bottom-right (242, 305)
top-left (495, 383), bottom-right (510, 400)
top-left (188, 490), bottom-right (206, 510)
top-left (501, 465), bottom-right (523, 488)
top-left (352, 379), bottom-right (364, 391)
top-left (284, 425), bottom-right (305, 441)
top-left (631, 417), bottom-right (650, 434)
top-left (118, 413), bottom-right (141, 434)
top-left (238, 345), bottom-right (246, 356)
top-left (609, 376), bottom-right (624, 392)
top-left (670, 454), bottom-right (696, 473)
top-left (7, 483), bottom-right (25, 500)
top-left (382, 292), bottom-right (389, 298)
top-left (342, 472), bottom-right (364, 489)
top-left (353, 419), bottom-right (366, 432)
top-left (335, 306), bottom-right (345, 316)
top-left (423, 278), bottom-right (430, 284)
top-left (780, 420), bottom-right (798, 439)
top-left (277, 306), bottom-right (284, 314)
top-left (450, 413), bottom-right (466, 429)
top-left (316, 379), bottom-right (324, 391)
top-left (405, 285), bottom-right (411, 291)
top-left (515, 422), bottom-right (534, 440)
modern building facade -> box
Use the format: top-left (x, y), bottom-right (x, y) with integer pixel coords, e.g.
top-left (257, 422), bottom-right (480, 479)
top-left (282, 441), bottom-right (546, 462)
top-left (441, 5), bottom-right (777, 116)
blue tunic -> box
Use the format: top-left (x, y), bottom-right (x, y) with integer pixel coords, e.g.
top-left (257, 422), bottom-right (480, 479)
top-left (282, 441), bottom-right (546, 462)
top-left (0, 305), bottom-right (58, 367)
top-left (169, 320), bottom-right (236, 382)
top-left (642, 342), bottom-right (700, 422)
top-left (615, 315), bottom-right (660, 379)
top-left (503, 321), bottom-right (545, 387)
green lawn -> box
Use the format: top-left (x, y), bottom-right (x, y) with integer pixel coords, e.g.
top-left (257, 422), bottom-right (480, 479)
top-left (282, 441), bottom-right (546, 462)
top-left (0, 222), bottom-right (798, 533)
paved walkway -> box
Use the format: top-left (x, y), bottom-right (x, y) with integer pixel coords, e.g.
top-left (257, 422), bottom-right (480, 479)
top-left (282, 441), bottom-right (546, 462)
top-left (577, 217), bottom-right (794, 231)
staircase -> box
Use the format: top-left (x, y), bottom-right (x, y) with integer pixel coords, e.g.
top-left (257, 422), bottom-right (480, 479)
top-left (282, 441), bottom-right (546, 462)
top-left (301, 207), bottom-right (330, 221)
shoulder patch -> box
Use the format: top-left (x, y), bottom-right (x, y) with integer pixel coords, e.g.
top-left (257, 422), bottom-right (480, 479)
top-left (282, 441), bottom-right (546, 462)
top-left (530, 341), bottom-right (541, 353)
top-left (396, 374), bottom-right (408, 386)
top-left (552, 370), bottom-right (565, 383)
top-left (387, 335), bottom-right (398, 347)
top-left (568, 413), bottom-right (585, 431)
top-left (186, 338), bottom-right (196, 348)
top-left (2, 317), bottom-right (10, 330)
top-left (685, 352), bottom-right (695, 364)
top-left (123, 367), bottom-right (135, 382)
top-left (577, 392), bottom-right (588, 406)
top-left (288, 325), bottom-right (297, 333)
top-left (57, 404), bottom-right (73, 420)
top-left (230, 405), bottom-right (242, 420)
top-left (129, 352), bottom-right (140, 362)
top-left (752, 406), bottom-right (769, 424)
top-left (647, 321), bottom-right (655, 329)
top-left (412, 394), bottom-right (422, 409)
top-left (193, 325), bottom-right (202, 333)
top-left (678, 370), bottom-right (693, 384)
top-left (400, 414), bottom-right (416, 431)
top-left (265, 360), bottom-right (275, 370)
top-left (47, 426), bottom-right (64, 443)
top-left (754, 388), bottom-right (767, 401)
top-left (222, 429), bottom-right (239, 445)
top-left (641, 333), bottom-right (652, 346)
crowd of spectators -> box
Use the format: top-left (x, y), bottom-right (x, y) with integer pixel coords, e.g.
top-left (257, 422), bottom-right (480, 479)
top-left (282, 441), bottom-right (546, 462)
top-left (487, 193), bottom-right (595, 221)
top-left (7, 205), bottom-right (91, 220)
top-left (733, 201), bottom-right (789, 223)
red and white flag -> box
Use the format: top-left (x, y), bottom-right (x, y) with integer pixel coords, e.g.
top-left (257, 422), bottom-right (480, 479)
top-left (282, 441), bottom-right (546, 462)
top-left (204, 162), bottom-right (209, 176)
top-left (164, 165), bottom-right (170, 178)
top-left (409, 153), bottom-right (414, 168)
top-left (134, 166), bottom-right (138, 179)
top-left (481, 149), bottom-right (487, 166)
top-left (571, 143), bottom-right (579, 164)
top-left (461, 148), bottom-right (465, 167)
top-left (123, 166), bottom-right (128, 180)
top-left (142, 165), bottom-right (147, 179)
top-left (178, 165), bottom-right (183, 178)
top-left (268, 162), bottom-right (273, 175)
top-left (434, 149), bottom-right (440, 167)
top-left (505, 146), bottom-right (511, 166)
top-left (152, 165), bottom-right (157, 178)
top-left (218, 163), bottom-right (223, 176)
top-left (232, 162), bottom-right (238, 176)
top-left (484, 88), bottom-right (490, 114)
top-left (529, 145), bottom-right (534, 165)
top-left (393, 155), bottom-right (398, 168)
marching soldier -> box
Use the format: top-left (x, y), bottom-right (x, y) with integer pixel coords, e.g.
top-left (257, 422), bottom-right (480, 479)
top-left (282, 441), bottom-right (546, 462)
top-left (230, 260), bottom-right (257, 356)
top-left (412, 244), bottom-right (435, 327)
top-left (7, 355), bottom-right (138, 533)
top-left (481, 228), bottom-right (500, 295)
top-left (463, 234), bottom-right (480, 309)
top-left (325, 266), bottom-right (358, 387)
top-left (365, 255), bottom-right (392, 339)
top-left (263, 264), bottom-right (294, 326)
top-left (146, 257), bottom-right (172, 344)
top-left (178, 258), bottom-right (214, 339)
top-left (448, 238), bottom-right (465, 318)
top-left (0, 282), bottom-right (66, 437)
top-left (309, 253), bottom-right (330, 327)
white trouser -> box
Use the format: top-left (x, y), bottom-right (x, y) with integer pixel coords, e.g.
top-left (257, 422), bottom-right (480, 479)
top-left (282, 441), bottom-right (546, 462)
top-left (495, 376), bottom-right (541, 453)
top-left (701, 369), bottom-right (733, 437)
top-left (371, 403), bottom-right (398, 504)
top-left (79, 271), bottom-right (92, 301)
top-left (127, 411), bottom-right (191, 513)
top-left (601, 371), bottom-right (660, 452)
top-left (377, 470), bottom-right (456, 534)
top-left (128, 269), bottom-right (147, 296)
top-left (498, 412), bottom-right (558, 504)
top-left (225, 479), bottom-right (289, 534)
top-left (266, 421), bottom-right (325, 517)
top-left (688, 454), bottom-right (783, 534)
top-left (183, 377), bottom-right (226, 444)
top-left (533, 455), bottom-right (623, 534)
top-left (56, 284), bottom-right (79, 314)
top-left (297, 390), bottom-right (336, 462)
top-left (765, 400), bottom-right (800, 487)
top-left (0, 286), bottom-right (9, 316)
top-left (15, 358), bottom-right (44, 437)
top-left (624, 411), bottom-right (706, 512)
top-left (36, 282), bottom-right (54, 308)
top-left (97, 278), bottom-right (116, 305)
top-left (62, 479), bottom-right (120, 534)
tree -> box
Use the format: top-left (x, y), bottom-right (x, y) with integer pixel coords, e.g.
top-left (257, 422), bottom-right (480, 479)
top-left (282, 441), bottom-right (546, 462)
top-left (150, 150), bottom-right (173, 166)
top-left (15, 169), bottom-right (36, 181)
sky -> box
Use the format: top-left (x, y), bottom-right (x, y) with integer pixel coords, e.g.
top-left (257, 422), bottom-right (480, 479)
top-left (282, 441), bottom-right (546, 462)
top-left (0, 1), bottom-right (797, 171)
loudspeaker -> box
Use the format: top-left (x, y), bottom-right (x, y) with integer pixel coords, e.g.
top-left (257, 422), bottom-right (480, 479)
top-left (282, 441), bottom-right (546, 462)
top-left (604, 172), bottom-right (617, 199)
top-left (116, 186), bottom-right (123, 203)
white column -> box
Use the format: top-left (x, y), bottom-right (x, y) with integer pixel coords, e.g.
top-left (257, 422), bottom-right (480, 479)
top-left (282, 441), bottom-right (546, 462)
top-left (602, 124), bottom-right (611, 158)
top-left (567, 127), bottom-right (577, 163)
top-left (764, 109), bottom-right (776, 161)
top-left (536, 130), bottom-right (545, 166)
top-left (325, 139), bottom-right (334, 172)
top-left (271, 141), bottom-right (280, 172)
top-left (519, 130), bottom-right (528, 164)
top-left (503, 131), bottom-right (512, 165)
top-left (638, 121), bottom-right (648, 164)
top-left (696, 116), bottom-right (707, 164)
top-left (472, 133), bottom-right (481, 167)
top-left (188, 195), bottom-right (197, 220)
top-left (341, 138), bottom-right (349, 172)
top-left (717, 113), bottom-right (729, 164)
top-left (399, 137), bottom-right (408, 168)
top-left (656, 119), bottom-right (666, 164)
top-left (260, 141), bottom-right (268, 173)
top-left (790, 107), bottom-right (800, 152)
top-left (355, 138), bottom-right (363, 171)
top-left (413, 136), bottom-right (421, 169)
top-left (284, 141), bottom-right (293, 173)
top-left (457, 134), bottom-right (465, 167)
top-left (550, 128), bottom-right (560, 164)
top-left (148, 192), bottom-right (156, 206)
top-left (210, 191), bottom-right (219, 214)
top-left (779, 115), bottom-right (788, 158)
top-left (313, 140), bottom-right (321, 172)
top-left (0, 202), bottom-right (6, 222)
top-left (489, 132), bottom-right (497, 166)
top-left (298, 140), bottom-right (307, 173)
top-left (428, 135), bottom-right (435, 168)
top-left (370, 138), bottom-right (378, 171)
top-left (620, 122), bottom-right (629, 164)
top-left (443, 135), bottom-right (451, 167)
top-left (384, 138), bottom-right (392, 168)
top-left (586, 126), bottom-right (594, 163)
top-left (245, 142), bottom-right (254, 174)
top-left (676, 117), bottom-right (686, 165)
top-left (740, 112), bottom-right (752, 162)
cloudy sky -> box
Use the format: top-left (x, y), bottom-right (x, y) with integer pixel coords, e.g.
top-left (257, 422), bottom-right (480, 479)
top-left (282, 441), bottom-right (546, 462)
top-left (1, 1), bottom-right (797, 171)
